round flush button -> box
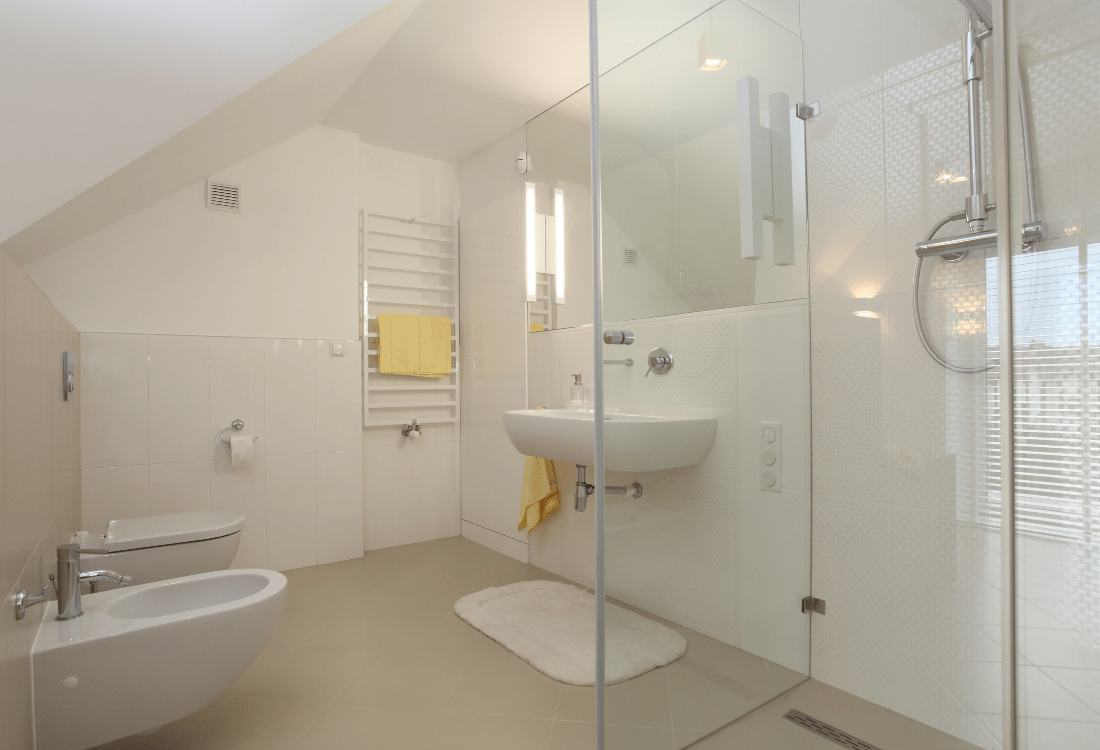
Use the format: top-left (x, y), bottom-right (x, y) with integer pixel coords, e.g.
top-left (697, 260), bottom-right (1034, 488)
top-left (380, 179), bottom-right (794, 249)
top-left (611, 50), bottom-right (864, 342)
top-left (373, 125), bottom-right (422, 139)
top-left (762, 471), bottom-right (777, 487)
top-left (762, 427), bottom-right (776, 443)
top-left (62, 677), bottom-right (78, 690)
top-left (763, 449), bottom-right (777, 466)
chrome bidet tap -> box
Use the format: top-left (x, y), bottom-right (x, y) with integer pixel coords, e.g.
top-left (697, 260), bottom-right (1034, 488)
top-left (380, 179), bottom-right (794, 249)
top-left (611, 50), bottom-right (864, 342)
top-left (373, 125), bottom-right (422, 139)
top-left (54, 543), bottom-right (131, 621)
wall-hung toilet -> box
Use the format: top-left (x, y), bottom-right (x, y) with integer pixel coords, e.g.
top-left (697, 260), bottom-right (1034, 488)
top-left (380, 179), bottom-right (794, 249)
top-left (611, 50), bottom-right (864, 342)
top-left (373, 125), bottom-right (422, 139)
top-left (78, 510), bottom-right (244, 588)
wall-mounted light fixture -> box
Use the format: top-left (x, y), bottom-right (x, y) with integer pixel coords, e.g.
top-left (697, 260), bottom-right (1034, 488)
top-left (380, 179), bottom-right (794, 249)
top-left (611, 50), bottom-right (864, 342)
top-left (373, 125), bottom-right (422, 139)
top-left (526, 181), bottom-right (537, 302)
top-left (698, 31), bottom-right (728, 71)
top-left (554, 188), bottom-right (565, 304)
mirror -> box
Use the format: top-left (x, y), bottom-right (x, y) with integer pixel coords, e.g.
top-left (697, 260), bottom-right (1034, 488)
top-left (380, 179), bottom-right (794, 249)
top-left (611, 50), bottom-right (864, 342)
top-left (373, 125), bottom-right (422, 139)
top-left (525, 3), bottom-right (808, 330)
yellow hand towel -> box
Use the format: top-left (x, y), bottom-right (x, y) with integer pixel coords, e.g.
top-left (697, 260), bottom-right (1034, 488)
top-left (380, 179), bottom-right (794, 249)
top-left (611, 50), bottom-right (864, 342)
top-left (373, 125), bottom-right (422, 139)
top-left (377, 314), bottom-right (452, 378)
top-left (529, 322), bottom-right (544, 333)
top-left (518, 456), bottom-right (560, 535)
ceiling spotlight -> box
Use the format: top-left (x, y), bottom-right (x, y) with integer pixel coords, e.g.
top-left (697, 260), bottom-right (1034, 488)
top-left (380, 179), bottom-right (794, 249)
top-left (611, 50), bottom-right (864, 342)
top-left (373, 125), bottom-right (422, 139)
top-left (698, 31), bottom-right (728, 71)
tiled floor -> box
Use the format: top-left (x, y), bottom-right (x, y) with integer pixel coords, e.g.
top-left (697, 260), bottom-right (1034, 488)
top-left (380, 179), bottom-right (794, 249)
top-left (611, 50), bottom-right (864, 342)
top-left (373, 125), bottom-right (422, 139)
top-left (89, 536), bottom-right (979, 750)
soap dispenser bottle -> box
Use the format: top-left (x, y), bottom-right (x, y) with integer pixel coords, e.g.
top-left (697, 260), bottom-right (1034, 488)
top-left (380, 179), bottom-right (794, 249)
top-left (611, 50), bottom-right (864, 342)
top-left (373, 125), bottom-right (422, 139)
top-left (570, 374), bottom-right (584, 411)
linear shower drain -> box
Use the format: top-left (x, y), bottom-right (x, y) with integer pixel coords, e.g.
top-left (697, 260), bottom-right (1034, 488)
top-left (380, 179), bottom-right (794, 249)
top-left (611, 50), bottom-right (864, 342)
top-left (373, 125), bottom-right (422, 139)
top-left (783, 710), bottom-right (883, 750)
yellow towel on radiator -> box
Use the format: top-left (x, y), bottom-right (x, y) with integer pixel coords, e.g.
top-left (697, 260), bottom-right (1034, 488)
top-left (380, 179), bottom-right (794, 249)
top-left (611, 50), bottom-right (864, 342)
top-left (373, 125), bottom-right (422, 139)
top-left (519, 456), bottom-right (560, 534)
top-left (377, 314), bottom-right (452, 378)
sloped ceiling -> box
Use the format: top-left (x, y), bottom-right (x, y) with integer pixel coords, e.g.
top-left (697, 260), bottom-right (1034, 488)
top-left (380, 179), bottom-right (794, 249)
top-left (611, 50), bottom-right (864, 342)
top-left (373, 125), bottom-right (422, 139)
top-left (323, 0), bottom-right (590, 163)
top-left (1, 0), bottom-right (420, 266)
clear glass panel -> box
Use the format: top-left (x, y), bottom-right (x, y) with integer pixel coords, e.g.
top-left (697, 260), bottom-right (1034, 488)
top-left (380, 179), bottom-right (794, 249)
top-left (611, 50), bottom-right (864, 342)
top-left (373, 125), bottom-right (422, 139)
top-left (1010, 1), bottom-right (1100, 746)
top-left (595, 3), bottom-right (809, 746)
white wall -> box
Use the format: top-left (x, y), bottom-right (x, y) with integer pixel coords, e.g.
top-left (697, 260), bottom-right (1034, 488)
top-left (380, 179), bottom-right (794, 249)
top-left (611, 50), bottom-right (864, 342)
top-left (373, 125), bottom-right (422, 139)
top-left (358, 143), bottom-right (463, 550)
top-left (526, 301), bottom-right (812, 674)
top-left (80, 332), bottom-right (363, 570)
top-left (457, 127), bottom-right (530, 561)
top-left (24, 126), bottom-right (360, 341)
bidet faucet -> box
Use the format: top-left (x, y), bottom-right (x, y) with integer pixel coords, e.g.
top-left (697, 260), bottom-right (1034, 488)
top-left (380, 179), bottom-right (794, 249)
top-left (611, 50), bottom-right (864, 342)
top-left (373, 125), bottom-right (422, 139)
top-left (55, 543), bottom-right (131, 621)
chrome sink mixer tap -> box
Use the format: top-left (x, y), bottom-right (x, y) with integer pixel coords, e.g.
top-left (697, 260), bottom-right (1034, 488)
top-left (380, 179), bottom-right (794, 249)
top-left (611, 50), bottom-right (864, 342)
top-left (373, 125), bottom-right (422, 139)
top-left (53, 543), bottom-right (131, 621)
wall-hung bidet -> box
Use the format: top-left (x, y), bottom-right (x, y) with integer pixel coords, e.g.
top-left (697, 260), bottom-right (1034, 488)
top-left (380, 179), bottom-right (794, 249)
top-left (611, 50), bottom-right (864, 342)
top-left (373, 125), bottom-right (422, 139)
top-left (76, 510), bottom-right (244, 589)
top-left (32, 566), bottom-right (286, 750)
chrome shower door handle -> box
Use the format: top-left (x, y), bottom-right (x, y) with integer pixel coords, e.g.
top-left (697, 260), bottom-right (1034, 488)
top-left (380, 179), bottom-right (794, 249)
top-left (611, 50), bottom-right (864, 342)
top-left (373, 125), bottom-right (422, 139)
top-left (603, 330), bottom-right (635, 345)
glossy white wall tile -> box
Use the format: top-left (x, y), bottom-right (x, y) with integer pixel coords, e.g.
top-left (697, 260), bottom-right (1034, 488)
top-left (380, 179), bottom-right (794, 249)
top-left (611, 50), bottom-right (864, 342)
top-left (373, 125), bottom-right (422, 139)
top-left (149, 461), bottom-right (210, 517)
top-left (265, 452), bottom-right (318, 571)
top-left (315, 340), bottom-right (362, 453)
top-left (81, 333), bottom-right (363, 570)
top-left (81, 465), bottom-right (149, 536)
top-left (209, 336), bottom-right (266, 459)
top-left (363, 443), bottom-right (401, 551)
top-left (149, 334), bottom-right (209, 464)
top-left (80, 333), bottom-right (148, 469)
top-left (211, 457), bottom-right (267, 569)
top-left (316, 450), bottom-right (364, 565)
top-left (264, 338), bottom-right (316, 457)
top-left (801, 0), bottom-right (882, 111)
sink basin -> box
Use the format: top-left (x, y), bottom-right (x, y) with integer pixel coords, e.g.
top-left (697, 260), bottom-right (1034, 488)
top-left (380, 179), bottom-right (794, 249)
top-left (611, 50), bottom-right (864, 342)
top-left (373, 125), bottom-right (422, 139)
top-left (34, 569), bottom-right (286, 750)
top-left (503, 409), bottom-right (716, 472)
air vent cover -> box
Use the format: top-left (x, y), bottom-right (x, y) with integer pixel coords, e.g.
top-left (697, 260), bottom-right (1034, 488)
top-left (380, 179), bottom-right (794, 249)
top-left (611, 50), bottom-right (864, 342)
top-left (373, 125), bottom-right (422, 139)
top-left (206, 181), bottom-right (240, 213)
top-left (623, 246), bottom-right (638, 266)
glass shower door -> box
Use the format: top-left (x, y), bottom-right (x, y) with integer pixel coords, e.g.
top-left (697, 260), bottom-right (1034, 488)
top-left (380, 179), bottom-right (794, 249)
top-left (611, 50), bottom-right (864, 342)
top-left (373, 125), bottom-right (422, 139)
top-left (592, 2), bottom-right (811, 746)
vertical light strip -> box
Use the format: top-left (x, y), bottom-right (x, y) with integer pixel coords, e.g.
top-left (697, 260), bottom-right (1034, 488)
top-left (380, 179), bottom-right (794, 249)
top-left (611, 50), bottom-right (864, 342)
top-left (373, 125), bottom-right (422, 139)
top-left (526, 182), bottom-right (537, 302)
top-left (992, 0), bottom-right (1017, 747)
top-left (555, 188), bottom-right (565, 304)
top-left (586, 0), bottom-right (606, 747)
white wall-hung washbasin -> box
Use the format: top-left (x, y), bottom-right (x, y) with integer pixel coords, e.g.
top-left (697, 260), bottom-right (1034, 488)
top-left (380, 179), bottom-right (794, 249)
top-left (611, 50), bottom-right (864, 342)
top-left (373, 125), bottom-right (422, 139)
top-left (503, 409), bottom-right (716, 472)
top-left (33, 569), bottom-right (287, 750)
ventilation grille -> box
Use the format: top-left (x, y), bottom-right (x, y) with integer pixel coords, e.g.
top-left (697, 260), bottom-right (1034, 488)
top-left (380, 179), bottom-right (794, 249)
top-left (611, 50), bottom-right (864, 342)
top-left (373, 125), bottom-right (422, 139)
top-left (623, 246), bottom-right (638, 266)
top-left (206, 181), bottom-right (240, 213)
top-left (783, 711), bottom-right (882, 750)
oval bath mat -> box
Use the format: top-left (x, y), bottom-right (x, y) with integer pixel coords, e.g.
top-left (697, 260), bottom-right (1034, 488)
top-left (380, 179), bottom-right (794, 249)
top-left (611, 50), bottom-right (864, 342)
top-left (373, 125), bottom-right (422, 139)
top-left (454, 580), bottom-right (686, 685)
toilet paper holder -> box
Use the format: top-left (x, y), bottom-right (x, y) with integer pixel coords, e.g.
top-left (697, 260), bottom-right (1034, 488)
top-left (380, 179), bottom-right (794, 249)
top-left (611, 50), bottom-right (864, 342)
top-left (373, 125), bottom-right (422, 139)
top-left (218, 419), bottom-right (259, 444)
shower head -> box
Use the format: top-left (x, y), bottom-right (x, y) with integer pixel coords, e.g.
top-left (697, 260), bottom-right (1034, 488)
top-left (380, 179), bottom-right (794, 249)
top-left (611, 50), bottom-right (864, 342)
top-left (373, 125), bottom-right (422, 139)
top-left (957, 0), bottom-right (993, 29)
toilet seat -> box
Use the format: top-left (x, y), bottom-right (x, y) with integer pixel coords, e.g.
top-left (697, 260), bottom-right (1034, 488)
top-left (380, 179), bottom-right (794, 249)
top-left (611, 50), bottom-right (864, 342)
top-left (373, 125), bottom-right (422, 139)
top-left (84, 511), bottom-right (244, 553)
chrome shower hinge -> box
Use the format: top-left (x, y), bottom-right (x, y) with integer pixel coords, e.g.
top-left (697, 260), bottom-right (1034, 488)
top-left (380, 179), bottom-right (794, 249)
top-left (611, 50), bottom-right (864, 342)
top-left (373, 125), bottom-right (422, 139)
top-left (802, 596), bottom-right (826, 614)
top-left (795, 101), bottom-right (820, 120)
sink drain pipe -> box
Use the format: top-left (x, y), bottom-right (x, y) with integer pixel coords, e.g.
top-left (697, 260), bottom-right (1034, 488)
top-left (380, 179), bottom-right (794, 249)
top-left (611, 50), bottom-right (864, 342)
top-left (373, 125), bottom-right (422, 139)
top-left (574, 465), bottom-right (642, 511)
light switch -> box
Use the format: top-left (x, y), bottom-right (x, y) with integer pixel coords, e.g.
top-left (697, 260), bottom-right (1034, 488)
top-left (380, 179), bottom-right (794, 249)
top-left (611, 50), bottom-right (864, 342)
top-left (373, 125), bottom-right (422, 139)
top-left (329, 342), bottom-right (345, 357)
top-left (760, 421), bottom-right (782, 492)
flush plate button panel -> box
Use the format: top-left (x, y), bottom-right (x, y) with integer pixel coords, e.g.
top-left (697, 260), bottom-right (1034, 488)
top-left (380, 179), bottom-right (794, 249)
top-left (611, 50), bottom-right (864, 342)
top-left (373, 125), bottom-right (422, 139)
top-left (760, 421), bottom-right (782, 492)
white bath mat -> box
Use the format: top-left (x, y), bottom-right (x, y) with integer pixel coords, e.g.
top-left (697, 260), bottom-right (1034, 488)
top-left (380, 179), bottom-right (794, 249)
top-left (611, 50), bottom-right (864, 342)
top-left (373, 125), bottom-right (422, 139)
top-left (454, 580), bottom-right (686, 685)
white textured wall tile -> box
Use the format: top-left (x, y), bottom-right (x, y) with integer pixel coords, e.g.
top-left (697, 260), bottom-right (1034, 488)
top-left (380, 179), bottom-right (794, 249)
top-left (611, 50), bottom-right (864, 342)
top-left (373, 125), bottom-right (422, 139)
top-left (363, 443), bottom-right (401, 551)
top-left (265, 452), bottom-right (317, 571)
top-left (806, 93), bottom-right (888, 303)
top-left (211, 457), bottom-right (266, 569)
top-left (315, 339), bottom-right (362, 453)
top-left (811, 297), bottom-right (890, 502)
top-left (149, 461), bottom-right (210, 517)
top-left (811, 492), bottom-right (892, 706)
top-left (80, 333), bottom-right (148, 468)
top-left (316, 450), bottom-right (363, 565)
top-left (148, 335), bottom-right (209, 464)
top-left (81, 465), bottom-right (149, 534)
top-left (264, 338), bottom-right (316, 456)
top-left (209, 336), bottom-right (266, 459)
top-left (879, 0), bottom-right (964, 87)
top-left (526, 331), bottom-right (561, 409)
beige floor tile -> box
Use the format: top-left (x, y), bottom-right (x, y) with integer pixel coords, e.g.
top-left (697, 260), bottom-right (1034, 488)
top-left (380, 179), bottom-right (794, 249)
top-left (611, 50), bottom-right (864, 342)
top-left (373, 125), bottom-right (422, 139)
top-left (419, 713), bottom-right (552, 750)
top-left (228, 644), bottom-right (294, 692)
top-left (605, 668), bottom-right (673, 728)
top-left (668, 669), bottom-right (778, 731)
top-left (341, 583), bottom-right (436, 617)
top-left (299, 611), bottom-right (435, 654)
top-left (403, 613), bottom-right (515, 659)
top-left (239, 647), bottom-right (374, 701)
top-left (290, 703), bottom-right (436, 750)
top-left (85, 694), bottom-right (235, 750)
top-left (547, 722), bottom-right (676, 750)
top-left (337, 653), bottom-right (472, 710)
top-left (418, 568), bottom-right (529, 619)
top-left (556, 684), bottom-right (596, 722)
top-left (267, 608), bottom-right (336, 647)
top-left (665, 627), bottom-right (774, 680)
top-left (169, 693), bottom-right (331, 750)
top-left (444, 658), bottom-right (563, 719)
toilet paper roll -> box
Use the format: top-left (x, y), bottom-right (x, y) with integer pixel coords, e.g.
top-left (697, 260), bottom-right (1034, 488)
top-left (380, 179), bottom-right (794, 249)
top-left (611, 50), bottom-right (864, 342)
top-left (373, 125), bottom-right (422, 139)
top-left (230, 434), bottom-right (254, 468)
